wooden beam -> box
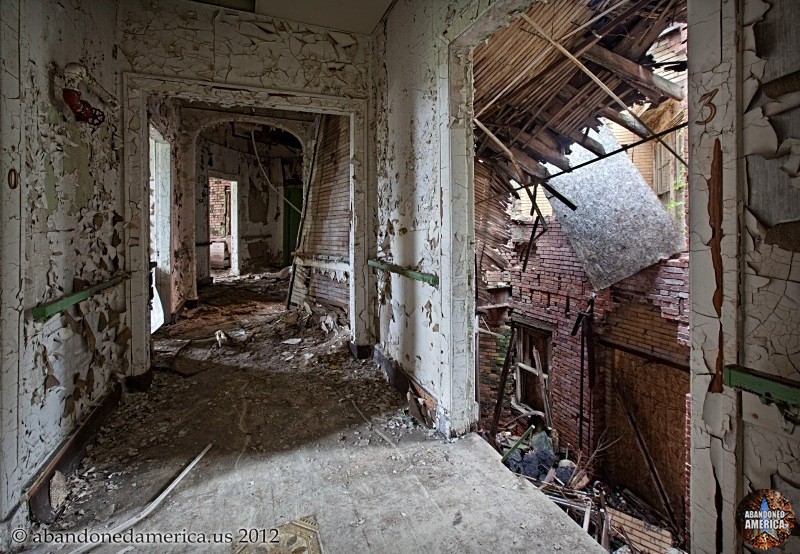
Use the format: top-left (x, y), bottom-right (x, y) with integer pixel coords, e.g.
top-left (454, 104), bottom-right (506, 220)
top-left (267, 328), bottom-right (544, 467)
top-left (496, 152), bottom-right (546, 180)
top-left (597, 337), bottom-right (689, 372)
top-left (520, 13), bottom-right (687, 167)
top-left (614, 0), bottom-right (681, 61)
top-left (474, 117), bottom-right (525, 183)
top-left (509, 128), bottom-right (570, 171)
top-left (614, 384), bottom-right (680, 535)
top-left (560, 128), bottom-right (606, 157)
top-left (583, 44), bottom-right (683, 101)
top-left (475, 0), bottom-right (635, 117)
top-left (31, 273), bottom-right (130, 320)
top-left (600, 107), bottom-right (650, 138)
top-left (490, 324), bottom-right (517, 449)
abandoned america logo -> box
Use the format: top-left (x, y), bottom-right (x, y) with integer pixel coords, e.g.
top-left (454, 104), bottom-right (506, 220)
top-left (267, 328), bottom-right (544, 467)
top-left (736, 489), bottom-right (796, 550)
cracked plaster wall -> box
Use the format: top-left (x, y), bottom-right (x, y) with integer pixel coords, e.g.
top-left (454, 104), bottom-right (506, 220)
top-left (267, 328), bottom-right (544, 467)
top-left (118, 0), bottom-right (372, 365)
top-left (117, 0), bottom-right (369, 98)
top-left (195, 121), bottom-right (302, 275)
top-left (0, 0), bottom-right (126, 530)
top-left (690, 0), bottom-right (800, 552)
top-left (372, 0), bottom-right (532, 435)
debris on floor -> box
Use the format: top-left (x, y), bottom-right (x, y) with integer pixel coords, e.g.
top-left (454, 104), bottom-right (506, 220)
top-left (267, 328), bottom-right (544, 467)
top-left (29, 274), bottom-right (437, 544)
top-left (494, 423), bottom-right (681, 553)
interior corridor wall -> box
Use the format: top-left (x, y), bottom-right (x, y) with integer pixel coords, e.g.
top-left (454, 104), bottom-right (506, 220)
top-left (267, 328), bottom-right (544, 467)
top-left (0, 0), bottom-right (126, 535)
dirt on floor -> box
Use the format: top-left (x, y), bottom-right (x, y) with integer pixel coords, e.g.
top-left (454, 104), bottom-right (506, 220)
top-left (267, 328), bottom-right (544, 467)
top-left (34, 273), bottom-right (435, 544)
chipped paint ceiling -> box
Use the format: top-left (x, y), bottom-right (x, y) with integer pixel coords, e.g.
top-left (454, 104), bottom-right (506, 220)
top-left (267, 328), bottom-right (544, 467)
top-left (193, 0), bottom-right (394, 34)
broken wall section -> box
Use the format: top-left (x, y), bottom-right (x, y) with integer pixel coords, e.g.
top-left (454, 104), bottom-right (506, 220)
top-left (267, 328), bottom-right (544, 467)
top-left (1, 0), bottom-right (127, 531)
top-left (291, 115), bottom-right (350, 315)
top-left (502, 214), bottom-right (690, 534)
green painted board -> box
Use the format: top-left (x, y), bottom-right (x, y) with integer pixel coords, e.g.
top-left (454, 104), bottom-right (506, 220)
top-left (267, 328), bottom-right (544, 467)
top-left (31, 274), bottom-right (129, 320)
top-left (724, 364), bottom-right (800, 407)
top-left (367, 259), bottom-right (439, 287)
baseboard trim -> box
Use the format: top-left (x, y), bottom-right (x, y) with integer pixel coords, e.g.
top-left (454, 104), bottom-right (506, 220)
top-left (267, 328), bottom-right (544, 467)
top-left (349, 342), bottom-right (374, 359)
top-left (25, 382), bottom-right (122, 523)
top-left (372, 347), bottom-right (439, 416)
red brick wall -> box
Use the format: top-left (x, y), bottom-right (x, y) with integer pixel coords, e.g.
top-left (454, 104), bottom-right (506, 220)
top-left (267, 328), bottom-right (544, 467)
top-left (507, 216), bottom-right (614, 452)
top-left (209, 178), bottom-right (229, 238)
top-left (476, 211), bottom-right (690, 535)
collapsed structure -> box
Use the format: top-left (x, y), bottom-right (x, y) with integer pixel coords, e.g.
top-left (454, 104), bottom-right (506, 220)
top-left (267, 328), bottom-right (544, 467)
top-left (0, 0), bottom-right (798, 552)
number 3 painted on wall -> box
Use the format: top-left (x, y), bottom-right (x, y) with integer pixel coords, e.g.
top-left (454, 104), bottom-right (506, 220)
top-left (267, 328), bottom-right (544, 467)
top-left (695, 89), bottom-right (718, 125)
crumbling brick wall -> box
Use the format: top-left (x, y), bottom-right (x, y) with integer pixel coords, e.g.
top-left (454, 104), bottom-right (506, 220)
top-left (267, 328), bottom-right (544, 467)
top-left (208, 178), bottom-right (229, 239)
top-left (478, 211), bottom-right (690, 533)
top-left (500, 216), bottom-right (614, 453)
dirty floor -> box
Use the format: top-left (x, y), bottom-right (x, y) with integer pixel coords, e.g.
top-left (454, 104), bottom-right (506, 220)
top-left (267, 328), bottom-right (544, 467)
top-left (30, 274), bottom-right (603, 553)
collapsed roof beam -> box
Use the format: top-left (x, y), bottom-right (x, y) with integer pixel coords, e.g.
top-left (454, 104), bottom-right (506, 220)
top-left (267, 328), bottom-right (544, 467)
top-left (508, 127), bottom-right (571, 171)
top-left (613, 0), bottom-right (683, 61)
top-left (559, 128), bottom-right (606, 158)
top-left (583, 44), bottom-right (684, 101)
top-left (599, 107), bottom-right (650, 138)
top-left (475, 0), bottom-right (634, 118)
top-left (478, 121), bottom-right (688, 206)
top-left (520, 13), bottom-right (687, 167)
top-left (474, 117), bottom-right (526, 184)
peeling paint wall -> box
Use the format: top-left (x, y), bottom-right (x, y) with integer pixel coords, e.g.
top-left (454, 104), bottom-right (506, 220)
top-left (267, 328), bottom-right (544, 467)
top-left (195, 121), bottom-right (302, 275)
top-left (373, 0), bottom-right (533, 435)
top-left (689, 0), bottom-right (800, 552)
top-left (0, 0), bottom-right (125, 530)
top-left (373, 0), bottom-right (462, 434)
top-left (118, 0), bottom-right (369, 97)
top-left (118, 0), bottom-right (372, 360)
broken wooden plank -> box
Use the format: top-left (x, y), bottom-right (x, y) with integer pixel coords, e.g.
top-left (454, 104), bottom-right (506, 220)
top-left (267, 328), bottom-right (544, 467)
top-left (501, 425), bottom-right (535, 463)
top-left (583, 44), bottom-right (684, 101)
top-left (762, 70), bottom-right (800, 99)
top-left (31, 273), bottom-right (130, 320)
top-left (559, 128), bottom-right (606, 157)
top-left (490, 324), bottom-right (517, 449)
top-left (479, 122), bottom-right (688, 205)
top-left (520, 13), bottom-right (687, 166)
top-left (614, 384), bottom-right (680, 535)
top-left (509, 127), bottom-right (571, 171)
top-left (475, 0), bottom-right (634, 117)
top-left (474, 118), bottom-right (526, 183)
top-left (600, 107), bottom-right (650, 138)
top-left (533, 349), bottom-right (553, 429)
top-left (477, 326), bottom-right (505, 339)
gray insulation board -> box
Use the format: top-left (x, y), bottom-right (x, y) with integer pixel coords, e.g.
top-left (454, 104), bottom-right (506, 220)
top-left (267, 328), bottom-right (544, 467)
top-left (545, 126), bottom-right (682, 290)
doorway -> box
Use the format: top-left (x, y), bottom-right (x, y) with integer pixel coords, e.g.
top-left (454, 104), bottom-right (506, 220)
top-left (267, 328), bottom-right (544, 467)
top-left (282, 176), bottom-right (303, 268)
top-left (148, 126), bottom-right (171, 332)
top-left (208, 177), bottom-right (238, 278)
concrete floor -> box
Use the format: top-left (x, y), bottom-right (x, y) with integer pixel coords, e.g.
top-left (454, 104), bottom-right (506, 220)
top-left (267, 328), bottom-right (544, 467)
top-left (30, 276), bottom-right (603, 553)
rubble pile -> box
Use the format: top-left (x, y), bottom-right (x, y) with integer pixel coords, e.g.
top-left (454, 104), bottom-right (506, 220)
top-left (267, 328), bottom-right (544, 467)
top-left (495, 425), bottom-right (681, 553)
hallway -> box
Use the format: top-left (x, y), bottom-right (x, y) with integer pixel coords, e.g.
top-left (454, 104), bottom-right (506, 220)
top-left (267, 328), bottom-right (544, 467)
top-left (29, 277), bottom-right (602, 553)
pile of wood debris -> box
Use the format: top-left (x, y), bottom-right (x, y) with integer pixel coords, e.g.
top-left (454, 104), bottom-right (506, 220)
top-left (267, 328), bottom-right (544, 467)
top-left (493, 425), bottom-right (684, 554)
